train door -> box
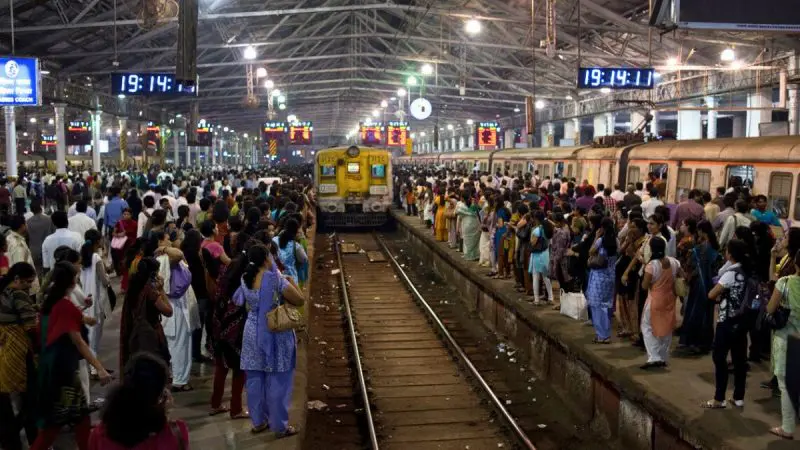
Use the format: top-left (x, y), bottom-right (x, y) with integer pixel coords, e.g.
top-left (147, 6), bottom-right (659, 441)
top-left (608, 161), bottom-right (616, 188)
top-left (616, 144), bottom-right (640, 188)
top-left (554, 161), bottom-right (565, 179)
top-left (726, 164), bottom-right (755, 190)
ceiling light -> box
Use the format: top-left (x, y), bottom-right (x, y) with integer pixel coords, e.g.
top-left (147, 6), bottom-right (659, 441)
top-left (390, 96), bottom-right (397, 101)
top-left (287, 114), bottom-right (297, 122)
top-left (29, 117), bottom-right (36, 123)
top-left (397, 88), bottom-right (407, 97)
top-left (446, 124), bottom-right (454, 130)
top-left (420, 64), bottom-right (434, 76)
top-left (106, 128), bottom-right (112, 134)
top-left (256, 67), bottom-right (267, 78)
top-left (365, 117), bottom-right (373, 125)
top-left (514, 106), bottom-right (520, 113)
top-left (565, 95), bottom-right (573, 100)
top-left (48, 118), bottom-right (54, 125)
top-left (272, 89), bottom-right (281, 97)
top-left (466, 119), bottom-right (474, 125)
top-left (666, 56), bottom-right (679, 68)
top-left (264, 80), bottom-right (275, 89)
top-left (277, 95), bottom-right (286, 103)
top-left (243, 45), bottom-right (257, 60)
top-left (407, 76), bottom-right (418, 86)
top-left (730, 60), bottom-right (744, 70)
top-left (22, 132), bottom-right (27, 137)
top-left (117, 94), bottom-right (125, 99)
top-left (720, 47), bottom-right (736, 62)
top-left (557, 54), bottom-right (565, 60)
top-left (243, 133), bottom-right (249, 138)
top-left (600, 87), bottom-right (612, 94)
top-left (420, 131), bottom-right (426, 137)
top-left (380, 100), bottom-right (388, 108)
top-left (180, 131), bottom-right (185, 136)
top-left (126, 131), bottom-right (131, 136)
top-left (464, 19), bottom-right (481, 35)
top-left (223, 127), bottom-right (229, 132)
top-left (372, 109), bottom-right (380, 117)
top-left (176, 114), bottom-right (182, 118)
top-left (534, 100), bottom-right (545, 109)
top-left (278, 104), bottom-right (286, 110)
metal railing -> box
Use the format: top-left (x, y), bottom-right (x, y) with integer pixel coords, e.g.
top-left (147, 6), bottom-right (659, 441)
top-left (375, 234), bottom-right (537, 450)
top-left (332, 235), bottom-right (380, 450)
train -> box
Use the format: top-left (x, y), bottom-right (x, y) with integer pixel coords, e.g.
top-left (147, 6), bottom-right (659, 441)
top-left (314, 145), bottom-right (393, 227)
top-left (395, 136), bottom-right (800, 221)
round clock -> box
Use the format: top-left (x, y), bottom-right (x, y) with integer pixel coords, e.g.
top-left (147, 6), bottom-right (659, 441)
top-left (410, 98), bottom-right (432, 120)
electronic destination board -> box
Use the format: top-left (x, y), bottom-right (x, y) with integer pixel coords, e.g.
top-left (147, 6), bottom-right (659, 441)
top-left (111, 73), bottom-right (198, 96)
top-left (39, 134), bottom-right (57, 151)
top-left (477, 122), bottom-right (500, 148)
top-left (67, 121), bottom-right (91, 146)
top-left (0, 57), bottom-right (40, 106)
top-left (195, 124), bottom-right (213, 147)
top-left (289, 121), bottom-right (312, 145)
top-left (577, 67), bottom-right (655, 90)
top-left (360, 123), bottom-right (384, 146)
top-left (386, 121), bottom-right (409, 147)
top-left (262, 121), bottom-right (287, 145)
top-left (146, 122), bottom-right (162, 152)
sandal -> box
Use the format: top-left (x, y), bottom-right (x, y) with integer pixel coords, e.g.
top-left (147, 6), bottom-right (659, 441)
top-left (171, 384), bottom-right (194, 393)
top-left (276, 426), bottom-right (299, 439)
top-left (250, 423), bottom-right (269, 434)
top-left (230, 411), bottom-right (250, 420)
top-left (591, 338), bottom-right (611, 344)
top-left (728, 398), bottom-right (745, 408)
top-left (701, 400), bottom-right (727, 409)
top-left (551, 304), bottom-right (560, 311)
top-left (769, 427), bottom-right (794, 440)
top-left (209, 406), bottom-right (230, 416)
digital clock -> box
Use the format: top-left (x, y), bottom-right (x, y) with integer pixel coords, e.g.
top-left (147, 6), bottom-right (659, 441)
top-left (110, 73), bottom-right (198, 96)
top-left (577, 67), bottom-right (655, 90)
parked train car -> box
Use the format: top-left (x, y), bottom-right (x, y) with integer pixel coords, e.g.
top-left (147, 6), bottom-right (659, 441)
top-left (315, 145), bottom-right (393, 227)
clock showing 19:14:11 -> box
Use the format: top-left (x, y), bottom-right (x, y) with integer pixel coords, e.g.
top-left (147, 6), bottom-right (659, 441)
top-left (577, 67), bottom-right (655, 90)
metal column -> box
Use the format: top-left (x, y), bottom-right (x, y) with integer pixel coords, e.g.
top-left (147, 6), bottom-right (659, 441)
top-left (4, 107), bottom-right (17, 178)
top-left (92, 110), bottom-right (102, 172)
top-left (54, 103), bottom-right (67, 174)
top-left (119, 118), bottom-right (127, 165)
top-left (172, 129), bottom-right (179, 166)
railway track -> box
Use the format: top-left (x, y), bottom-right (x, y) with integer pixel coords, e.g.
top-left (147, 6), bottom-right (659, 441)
top-left (304, 232), bottom-right (534, 450)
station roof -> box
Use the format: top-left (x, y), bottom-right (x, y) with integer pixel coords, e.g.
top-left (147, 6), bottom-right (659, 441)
top-left (2, 0), bottom-right (798, 141)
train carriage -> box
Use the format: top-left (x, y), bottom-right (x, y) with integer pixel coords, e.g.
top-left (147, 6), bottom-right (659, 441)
top-left (315, 146), bottom-right (393, 227)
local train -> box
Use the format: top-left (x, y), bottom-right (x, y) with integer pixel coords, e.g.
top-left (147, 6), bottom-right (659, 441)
top-left (395, 136), bottom-right (800, 221)
top-left (314, 145), bottom-right (393, 227)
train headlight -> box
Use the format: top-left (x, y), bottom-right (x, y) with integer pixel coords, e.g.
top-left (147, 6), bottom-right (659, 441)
top-left (371, 203), bottom-right (383, 212)
top-left (327, 204), bottom-right (338, 212)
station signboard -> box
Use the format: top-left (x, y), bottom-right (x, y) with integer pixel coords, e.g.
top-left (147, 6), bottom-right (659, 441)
top-left (386, 121), bottom-right (409, 147)
top-left (39, 134), bottom-right (57, 151)
top-left (477, 122), bottom-right (500, 149)
top-left (146, 122), bottom-right (162, 152)
top-left (195, 124), bottom-right (213, 147)
top-left (0, 56), bottom-right (41, 106)
top-left (360, 122), bottom-right (384, 146)
top-left (66, 120), bottom-right (92, 146)
top-left (289, 121), bottom-right (312, 145)
top-left (262, 121), bottom-right (287, 146)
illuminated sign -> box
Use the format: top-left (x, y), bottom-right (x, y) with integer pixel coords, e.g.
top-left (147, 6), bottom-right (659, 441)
top-left (577, 67), bottom-right (655, 90)
top-left (146, 122), bottom-right (162, 152)
top-left (386, 121), bottom-right (409, 147)
top-left (477, 122), bottom-right (500, 148)
top-left (360, 122), bottom-right (384, 146)
top-left (289, 121), bottom-right (312, 145)
top-left (0, 57), bottom-right (40, 106)
top-left (110, 73), bottom-right (197, 96)
top-left (39, 134), bottom-right (57, 151)
top-left (262, 121), bottom-right (286, 148)
top-left (66, 120), bottom-right (91, 146)
top-left (195, 124), bottom-right (213, 147)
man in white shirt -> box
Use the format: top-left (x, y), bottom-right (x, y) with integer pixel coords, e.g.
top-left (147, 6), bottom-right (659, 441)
top-left (68, 200), bottom-right (98, 238)
top-left (42, 211), bottom-right (83, 272)
top-left (138, 195), bottom-right (157, 237)
top-left (719, 200), bottom-right (753, 249)
top-left (610, 184), bottom-right (626, 203)
top-left (68, 201), bottom-right (97, 219)
top-left (640, 188), bottom-right (664, 220)
top-left (594, 184), bottom-right (606, 199)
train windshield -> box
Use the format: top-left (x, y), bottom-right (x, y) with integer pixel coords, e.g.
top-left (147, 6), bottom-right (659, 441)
top-left (347, 162), bottom-right (360, 173)
top-left (321, 165), bottom-right (335, 176)
top-left (371, 164), bottom-right (386, 178)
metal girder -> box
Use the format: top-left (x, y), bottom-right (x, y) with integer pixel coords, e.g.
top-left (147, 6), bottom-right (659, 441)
top-left (70, 0), bottom-right (102, 24)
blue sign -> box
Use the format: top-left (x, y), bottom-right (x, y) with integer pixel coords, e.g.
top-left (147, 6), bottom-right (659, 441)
top-left (577, 67), bottom-right (655, 90)
top-left (0, 57), bottom-right (40, 106)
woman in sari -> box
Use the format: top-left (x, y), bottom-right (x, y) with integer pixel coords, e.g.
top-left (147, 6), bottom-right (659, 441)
top-left (617, 217), bottom-right (647, 339)
top-left (640, 236), bottom-right (682, 369)
top-left (456, 193), bottom-right (481, 261)
top-left (677, 220), bottom-right (720, 355)
top-left (112, 208), bottom-right (138, 293)
top-left (479, 196), bottom-right (496, 269)
top-left (433, 192), bottom-right (448, 241)
top-left (31, 262), bottom-right (111, 450)
top-left (80, 229), bottom-right (112, 377)
top-left (446, 195), bottom-right (458, 249)
top-left (235, 244), bottom-right (305, 436)
top-left (0, 263), bottom-right (38, 450)
top-left (548, 208), bottom-right (573, 309)
top-left (586, 217), bottom-right (618, 344)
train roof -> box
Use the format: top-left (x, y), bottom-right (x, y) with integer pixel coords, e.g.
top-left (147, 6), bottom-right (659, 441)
top-left (628, 136), bottom-right (800, 162)
top-left (316, 146), bottom-right (392, 155)
top-left (438, 151), bottom-right (494, 160)
top-left (492, 146), bottom-right (589, 160)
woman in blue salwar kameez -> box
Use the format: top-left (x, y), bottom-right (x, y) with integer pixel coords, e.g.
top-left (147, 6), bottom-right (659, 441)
top-left (234, 244), bottom-right (306, 436)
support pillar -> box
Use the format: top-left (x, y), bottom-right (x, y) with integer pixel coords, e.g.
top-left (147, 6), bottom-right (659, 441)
top-left (678, 104), bottom-right (702, 140)
top-left (593, 114), bottom-right (607, 139)
top-left (630, 111), bottom-right (646, 133)
top-left (746, 88), bottom-right (772, 137)
top-left (4, 107), bottom-right (17, 178)
top-left (790, 86), bottom-right (799, 135)
top-left (91, 111), bottom-right (102, 172)
top-left (732, 116), bottom-right (746, 138)
top-left (650, 110), bottom-right (659, 136)
top-left (706, 97), bottom-right (718, 139)
top-left (563, 120), bottom-right (575, 146)
top-left (606, 112), bottom-right (615, 136)
top-left (544, 123), bottom-right (555, 147)
top-left (54, 103), bottom-right (67, 174)
top-left (119, 118), bottom-right (127, 165)
top-left (171, 129), bottom-right (178, 166)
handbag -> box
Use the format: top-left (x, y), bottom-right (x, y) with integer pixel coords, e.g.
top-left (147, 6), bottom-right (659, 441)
top-left (111, 235), bottom-right (127, 250)
top-left (673, 258), bottom-right (688, 297)
top-left (587, 253), bottom-right (608, 270)
top-left (266, 276), bottom-right (304, 332)
top-left (107, 286), bottom-right (117, 311)
top-left (763, 277), bottom-right (792, 330)
top-left (559, 290), bottom-right (588, 321)
top-left (128, 287), bottom-right (161, 356)
top-left (531, 226), bottom-right (548, 253)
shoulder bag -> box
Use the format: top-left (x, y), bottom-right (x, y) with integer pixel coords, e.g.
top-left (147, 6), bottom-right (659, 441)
top-left (128, 286), bottom-right (160, 355)
top-left (267, 274), bottom-right (305, 332)
top-left (587, 240), bottom-right (607, 269)
top-left (763, 277), bottom-right (792, 330)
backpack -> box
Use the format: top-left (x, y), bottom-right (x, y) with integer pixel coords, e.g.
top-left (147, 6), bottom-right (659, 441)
top-left (72, 182), bottom-right (83, 197)
top-left (727, 267), bottom-right (765, 320)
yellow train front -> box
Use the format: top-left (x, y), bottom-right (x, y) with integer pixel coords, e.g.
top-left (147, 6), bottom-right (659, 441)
top-left (315, 146), bottom-right (393, 227)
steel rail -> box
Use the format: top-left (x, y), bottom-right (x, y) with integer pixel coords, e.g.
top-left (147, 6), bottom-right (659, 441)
top-left (333, 235), bottom-right (380, 450)
top-left (374, 233), bottom-right (537, 450)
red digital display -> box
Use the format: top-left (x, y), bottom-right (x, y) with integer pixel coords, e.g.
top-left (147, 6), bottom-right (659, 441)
top-left (146, 123), bottom-right (161, 152)
top-left (360, 123), bottom-right (384, 146)
top-left (66, 121), bottom-right (91, 146)
top-left (39, 134), bottom-right (57, 151)
top-left (386, 121), bottom-right (408, 147)
top-left (195, 125), bottom-right (213, 147)
top-left (477, 122), bottom-right (499, 148)
top-left (289, 121), bottom-right (312, 145)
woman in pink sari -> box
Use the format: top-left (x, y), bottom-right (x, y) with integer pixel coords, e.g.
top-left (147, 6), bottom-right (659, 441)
top-left (112, 208), bottom-right (138, 293)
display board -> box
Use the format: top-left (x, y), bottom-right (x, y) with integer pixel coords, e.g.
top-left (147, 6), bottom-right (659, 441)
top-left (477, 122), bottom-right (499, 148)
top-left (66, 121), bottom-right (92, 146)
top-left (577, 68), bottom-right (654, 90)
top-left (360, 123), bottom-right (384, 146)
top-left (678, 0), bottom-right (800, 31)
top-left (0, 56), bottom-right (40, 106)
top-left (195, 124), bottom-right (213, 147)
top-left (146, 123), bottom-right (162, 152)
top-left (386, 121), bottom-right (409, 147)
top-left (39, 134), bottom-right (57, 151)
top-left (111, 73), bottom-right (198, 96)
top-left (262, 121), bottom-right (287, 145)
top-left (289, 121), bottom-right (312, 145)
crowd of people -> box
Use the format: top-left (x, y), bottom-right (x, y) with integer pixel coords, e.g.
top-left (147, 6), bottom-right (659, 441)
top-left (396, 166), bottom-right (799, 440)
top-left (0, 164), bottom-right (315, 449)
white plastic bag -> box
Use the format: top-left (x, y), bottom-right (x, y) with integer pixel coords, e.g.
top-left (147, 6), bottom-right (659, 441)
top-left (559, 290), bottom-right (588, 321)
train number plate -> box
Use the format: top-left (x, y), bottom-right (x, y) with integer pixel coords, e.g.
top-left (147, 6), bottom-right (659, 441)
top-left (369, 185), bottom-right (388, 195)
top-left (318, 184), bottom-right (337, 194)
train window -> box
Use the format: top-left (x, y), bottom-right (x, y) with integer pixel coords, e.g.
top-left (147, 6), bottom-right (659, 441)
top-left (676, 169), bottom-right (692, 200)
top-left (480, 162), bottom-right (487, 172)
top-left (541, 165), bottom-right (550, 178)
top-left (347, 162), bottom-right (360, 174)
top-left (694, 169), bottom-right (711, 193)
top-left (726, 165), bottom-right (754, 189)
top-left (527, 162), bottom-right (535, 173)
top-left (627, 166), bottom-right (640, 185)
top-left (649, 163), bottom-right (668, 180)
top-left (769, 172), bottom-right (792, 219)
top-left (567, 164), bottom-right (574, 178)
top-left (371, 164), bottom-right (386, 178)
top-left (321, 165), bottom-right (336, 177)
top-left (554, 162), bottom-right (564, 178)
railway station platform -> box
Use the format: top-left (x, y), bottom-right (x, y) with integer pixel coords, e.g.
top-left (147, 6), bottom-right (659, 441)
top-left (391, 209), bottom-right (795, 450)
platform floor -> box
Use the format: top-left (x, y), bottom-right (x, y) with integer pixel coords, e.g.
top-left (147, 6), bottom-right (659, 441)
top-left (393, 210), bottom-right (797, 450)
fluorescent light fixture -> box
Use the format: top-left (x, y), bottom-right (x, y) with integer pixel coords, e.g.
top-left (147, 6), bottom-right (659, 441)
top-left (397, 88), bottom-right (407, 97)
top-left (264, 80), bottom-right (275, 89)
top-left (380, 100), bottom-right (389, 108)
top-left (243, 45), bottom-right (257, 60)
top-left (720, 48), bottom-right (736, 62)
top-left (446, 124), bottom-right (454, 130)
top-left (466, 119), bottom-right (474, 125)
top-left (534, 100), bottom-right (545, 109)
top-left (600, 87), bottom-right (612, 94)
top-left (256, 67), bottom-right (267, 78)
top-left (420, 63), bottom-right (434, 76)
top-left (465, 19), bottom-right (481, 35)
